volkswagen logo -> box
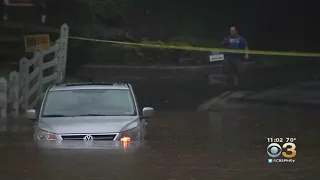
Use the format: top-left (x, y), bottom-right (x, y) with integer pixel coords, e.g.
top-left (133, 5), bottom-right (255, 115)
top-left (83, 135), bottom-right (93, 141)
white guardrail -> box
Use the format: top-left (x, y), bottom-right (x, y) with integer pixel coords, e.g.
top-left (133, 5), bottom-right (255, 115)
top-left (0, 24), bottom-right (69, 118)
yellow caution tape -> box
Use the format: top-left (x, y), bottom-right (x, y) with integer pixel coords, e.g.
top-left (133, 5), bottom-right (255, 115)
top-left (69, 36), bottom-right (320, 57)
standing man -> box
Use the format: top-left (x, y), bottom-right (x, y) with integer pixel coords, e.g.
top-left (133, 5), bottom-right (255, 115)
top-left (221, 25), bottom-right (249, 89)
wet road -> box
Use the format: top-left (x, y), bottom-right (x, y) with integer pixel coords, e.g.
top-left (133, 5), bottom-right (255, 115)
top-left (0, 87), bottom-right (320, 179)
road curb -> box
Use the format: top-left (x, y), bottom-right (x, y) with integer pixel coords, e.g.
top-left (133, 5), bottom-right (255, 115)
top-left (228, 98), bottom-right (320, 109)
top-left (197, 91), bottom-right (253, 111)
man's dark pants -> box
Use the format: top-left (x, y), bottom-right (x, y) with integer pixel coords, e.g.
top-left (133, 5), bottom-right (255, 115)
top-left (222, 55), bottom-right (242, 88)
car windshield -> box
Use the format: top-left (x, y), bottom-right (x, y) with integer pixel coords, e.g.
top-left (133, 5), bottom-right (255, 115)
top-left (41, 89), bottom-right (136, 117)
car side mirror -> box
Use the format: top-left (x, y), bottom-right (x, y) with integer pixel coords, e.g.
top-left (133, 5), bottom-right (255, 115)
top-left (26, 109), bottom-right (36, 120)
top-left (142, 107), bottom-right (154, 118)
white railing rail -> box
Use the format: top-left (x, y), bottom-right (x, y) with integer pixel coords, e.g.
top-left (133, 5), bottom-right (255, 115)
top-left (0, 23), bottom-right (69, 118)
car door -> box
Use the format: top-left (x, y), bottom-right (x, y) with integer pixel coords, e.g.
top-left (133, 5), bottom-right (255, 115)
top-left (136, 101), bottom-right (147, 140)
top-left (130, 87), bottom-right (147, 140)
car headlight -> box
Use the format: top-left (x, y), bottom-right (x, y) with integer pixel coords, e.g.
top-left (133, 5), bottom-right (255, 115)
top-left (120, 126), bottom-right (141, 141)
top-left (37, 130), bottom-right (57, 140)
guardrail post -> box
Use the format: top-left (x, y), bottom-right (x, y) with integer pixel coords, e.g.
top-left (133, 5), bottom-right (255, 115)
top-left (8, 71), bottom-right (19, 117)
top-left (54, 39), bottom-right (63, 83)
top-left (19, 57), bottom-right (29, 111)
top-left (0, 77), bottom-right (7, 118)
top-left (59, 23), bottom-right (69, 82)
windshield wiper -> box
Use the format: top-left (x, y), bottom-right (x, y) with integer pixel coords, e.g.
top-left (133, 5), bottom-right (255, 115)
top-left (42, 114), bottom-right (69, 117)
top-left (77, 114), bottom-right (108, 116)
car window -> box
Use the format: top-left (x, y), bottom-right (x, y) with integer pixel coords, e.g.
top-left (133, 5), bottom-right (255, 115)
top-left (41, 89), bottom-right (136, 117)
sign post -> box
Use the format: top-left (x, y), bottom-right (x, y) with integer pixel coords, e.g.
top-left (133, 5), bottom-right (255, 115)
top-left (3, 0), bottom-right (47, 23)
top-left (24, 34), bottom-right (50, 52)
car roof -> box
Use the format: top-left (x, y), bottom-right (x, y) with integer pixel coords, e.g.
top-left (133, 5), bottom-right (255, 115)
top-left (49, 83), bottom-right (130, 91)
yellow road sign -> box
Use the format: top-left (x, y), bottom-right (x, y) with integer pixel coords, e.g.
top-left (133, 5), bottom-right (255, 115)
top-left (24, 34), bottom-right (50, 52)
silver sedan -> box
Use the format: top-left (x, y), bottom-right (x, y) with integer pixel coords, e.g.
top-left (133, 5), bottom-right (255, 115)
top-left (26, 83), bottom-right (154, 150)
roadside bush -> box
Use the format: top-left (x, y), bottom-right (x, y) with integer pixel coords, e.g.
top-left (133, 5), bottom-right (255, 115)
top-left (68, 33), bottom-right (223, 66)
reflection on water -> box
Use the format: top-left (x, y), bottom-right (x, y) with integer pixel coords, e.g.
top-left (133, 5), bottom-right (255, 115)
top-left (208, 111), bottom-right (223, 135)
top-left (35, 139), bottom-right (145, 151)
top-left (0, 108), bottom-right (319, 179)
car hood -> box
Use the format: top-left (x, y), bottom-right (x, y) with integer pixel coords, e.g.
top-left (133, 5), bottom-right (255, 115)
top-left (38, 116), bottom-right (139, 134)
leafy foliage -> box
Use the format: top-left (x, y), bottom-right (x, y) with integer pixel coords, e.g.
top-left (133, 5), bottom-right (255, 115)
top-left (66, 0), bottom-right (222, 65)
top-left (74, 0), bottom-right (131, 25)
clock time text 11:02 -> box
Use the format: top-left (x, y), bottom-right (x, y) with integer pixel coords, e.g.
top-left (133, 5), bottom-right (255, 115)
top-left (267, 137), bottom-right (297, 143)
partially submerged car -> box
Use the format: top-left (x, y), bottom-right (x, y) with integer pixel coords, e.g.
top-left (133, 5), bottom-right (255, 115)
top-left (27, 83), bottom-right (154, 149)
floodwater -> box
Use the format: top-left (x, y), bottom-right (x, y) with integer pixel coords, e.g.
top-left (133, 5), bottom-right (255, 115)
top-left (0, 82), bottom-right (319, 180)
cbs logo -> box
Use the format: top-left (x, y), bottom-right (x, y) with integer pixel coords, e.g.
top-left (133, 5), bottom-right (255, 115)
top-left (267, 143), bottom-right (296, 158)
